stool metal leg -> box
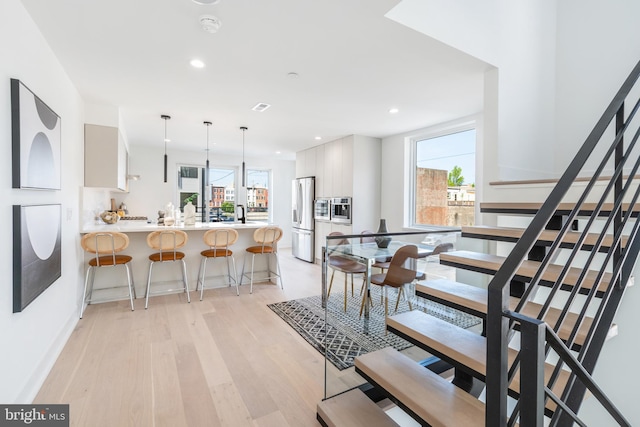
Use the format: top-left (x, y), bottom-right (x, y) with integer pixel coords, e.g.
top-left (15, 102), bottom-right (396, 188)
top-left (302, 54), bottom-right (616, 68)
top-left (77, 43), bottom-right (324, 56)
top-left (240, 255), bottom-right (247, 287)
top-left (125, 263), bottom-right (135, 311)
top-left (181, 259), bottom-right (191, 303)
top-left (128, 264), bottom-right (137, 300)
top-left (80, 266), bottom-right (94, 319)
top-left (249, 253), bottom-right (256, 294)
top-left (274, 251), bottom-right (283, 289)
top-left (145, 261), bottom-right (155, 309)
top-left (226, 255), bottom-right (239, 296)
top-left (199, 257), bottom-right (208, 301)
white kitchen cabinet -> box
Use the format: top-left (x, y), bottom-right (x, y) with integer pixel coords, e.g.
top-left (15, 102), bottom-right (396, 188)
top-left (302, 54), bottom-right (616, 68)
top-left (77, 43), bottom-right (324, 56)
top-left (299, 134), bottom-right (382, 262)
top-left (84, 124), bottom-right (128, 191)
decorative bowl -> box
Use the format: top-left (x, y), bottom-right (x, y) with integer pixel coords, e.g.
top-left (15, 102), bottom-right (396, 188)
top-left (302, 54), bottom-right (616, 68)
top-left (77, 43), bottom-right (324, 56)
top-left (100, 211), bottom-right (119, 224)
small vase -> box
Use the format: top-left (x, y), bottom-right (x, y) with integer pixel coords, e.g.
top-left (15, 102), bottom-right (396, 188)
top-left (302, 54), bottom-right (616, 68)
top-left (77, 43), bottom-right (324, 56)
top-left (375, 219), bottom-right (392, 248)
top-left (184, 201), bottom-right (196, 226)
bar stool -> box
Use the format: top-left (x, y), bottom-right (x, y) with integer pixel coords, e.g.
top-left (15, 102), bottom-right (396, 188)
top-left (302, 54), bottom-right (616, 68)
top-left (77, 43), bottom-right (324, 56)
top-left (145, 230), bottom-right (190, 309)
top-left (240, 226), bottom-right (283, 293)
top-left (196, 228), bottom-right (239, 300)
top-left (80, 231), bottom-right (136, 318)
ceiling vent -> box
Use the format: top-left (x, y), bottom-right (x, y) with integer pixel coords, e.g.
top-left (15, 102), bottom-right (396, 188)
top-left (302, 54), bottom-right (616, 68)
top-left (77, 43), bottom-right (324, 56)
top-left (200, 15), bottom-right (222, 33)
top-left (252, 103), bottom-right (271, 112)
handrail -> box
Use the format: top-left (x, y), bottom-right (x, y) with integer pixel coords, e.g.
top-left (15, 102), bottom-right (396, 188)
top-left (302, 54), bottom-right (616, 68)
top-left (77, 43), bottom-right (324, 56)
top-left (486, 58), bottom-right (640, 426)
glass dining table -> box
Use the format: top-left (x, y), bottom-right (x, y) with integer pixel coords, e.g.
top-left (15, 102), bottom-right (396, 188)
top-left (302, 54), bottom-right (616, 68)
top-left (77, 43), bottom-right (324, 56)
top-left (322, 239), bottom-right (435, 333)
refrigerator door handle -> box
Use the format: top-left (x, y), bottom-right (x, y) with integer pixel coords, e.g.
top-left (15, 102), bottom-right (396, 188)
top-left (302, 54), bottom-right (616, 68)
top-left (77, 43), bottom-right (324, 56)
top-left (297, 182), bottom-right (304, 226)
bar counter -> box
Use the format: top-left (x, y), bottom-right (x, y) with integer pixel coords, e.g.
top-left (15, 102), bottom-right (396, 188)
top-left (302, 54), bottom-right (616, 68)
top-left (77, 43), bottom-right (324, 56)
top-left (80, 221), bottom-right (277, 301)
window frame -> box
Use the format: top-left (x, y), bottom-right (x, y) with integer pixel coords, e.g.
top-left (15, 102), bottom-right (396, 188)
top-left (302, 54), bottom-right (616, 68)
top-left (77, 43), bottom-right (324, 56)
top-left (408, 119), bottom-right (477, 228)
top-left (245, 168), bottom-right (273, 223)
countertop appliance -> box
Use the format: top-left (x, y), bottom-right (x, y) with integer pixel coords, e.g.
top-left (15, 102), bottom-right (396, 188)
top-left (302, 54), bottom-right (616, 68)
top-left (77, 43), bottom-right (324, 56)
top-left (314, 198), bottom-right (331, 222)
top-left (292, 177), bottom-right (315, 262)
top-left (330, 197), bottom-right (352, 224)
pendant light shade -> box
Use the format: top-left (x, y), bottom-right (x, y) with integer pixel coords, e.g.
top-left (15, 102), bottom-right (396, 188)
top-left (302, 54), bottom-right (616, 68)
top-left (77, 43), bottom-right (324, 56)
top-left (161, 115), bottom-right (171, 183)
top-left (204, 121), bottom-right (212, 171)
top-left (240, 126), bottom-right (248, 187)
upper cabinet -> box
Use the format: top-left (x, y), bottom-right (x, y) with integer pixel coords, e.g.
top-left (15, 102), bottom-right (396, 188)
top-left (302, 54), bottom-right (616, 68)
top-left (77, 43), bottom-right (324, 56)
top-left (297, 135), bottom-right (382, 260)
top-left (84, 124), bottom-right (128, 191)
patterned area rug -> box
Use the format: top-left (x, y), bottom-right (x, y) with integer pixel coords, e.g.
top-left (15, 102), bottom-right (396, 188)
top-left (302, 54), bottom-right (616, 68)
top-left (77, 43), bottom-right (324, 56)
top-left (268, 290), bottom-right (481, 370)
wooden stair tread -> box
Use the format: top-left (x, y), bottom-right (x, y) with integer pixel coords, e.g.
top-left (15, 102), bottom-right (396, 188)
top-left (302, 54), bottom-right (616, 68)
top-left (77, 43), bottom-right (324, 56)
top-left (415, 279), bottom-right (618, 347)
top-left (355, 347), bottom-right (485, 427)
top-left (479, 202), bottom-right (640, 217)
top-left (462, 225), bottom-right (628, 252)
top-left (439, 250), bottom-right (611, 294)
top-left (386, 310), bottom-right (570, 412)
top-left (317, 388), bottom-right (399, 427)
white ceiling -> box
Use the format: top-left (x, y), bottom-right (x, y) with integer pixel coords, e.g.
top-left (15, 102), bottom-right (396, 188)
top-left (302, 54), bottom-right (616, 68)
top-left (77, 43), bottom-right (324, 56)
top-left (20, 0), bottom-right (489, 160)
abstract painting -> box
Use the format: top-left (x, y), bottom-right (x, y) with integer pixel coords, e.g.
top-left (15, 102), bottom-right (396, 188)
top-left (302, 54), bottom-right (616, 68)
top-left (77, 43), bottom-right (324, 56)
top-left (11, 79), bottom-right (61, 190)
top-left (13, 204), bottom-right (62, 313)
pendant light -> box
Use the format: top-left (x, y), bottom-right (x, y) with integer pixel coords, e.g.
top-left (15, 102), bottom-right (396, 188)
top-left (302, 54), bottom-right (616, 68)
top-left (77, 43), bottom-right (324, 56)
top-left (161, 114), bottom-right (171, 182)
top-left (240, 126), bottom-right (248, 187)
top-left (204, 121), bottom-right (212, 216)
top-left (204, 121), bottom-right (212, 171)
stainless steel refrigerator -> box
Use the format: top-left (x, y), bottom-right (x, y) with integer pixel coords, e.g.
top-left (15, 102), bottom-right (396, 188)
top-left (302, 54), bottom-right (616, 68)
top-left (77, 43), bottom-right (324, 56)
top-left (292, 176), bottom-right (315, 262)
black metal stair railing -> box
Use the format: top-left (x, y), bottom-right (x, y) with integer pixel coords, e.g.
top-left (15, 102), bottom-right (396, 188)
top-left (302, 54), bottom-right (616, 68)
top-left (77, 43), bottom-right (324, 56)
top-left (486, 58), bottom-right (640, 427)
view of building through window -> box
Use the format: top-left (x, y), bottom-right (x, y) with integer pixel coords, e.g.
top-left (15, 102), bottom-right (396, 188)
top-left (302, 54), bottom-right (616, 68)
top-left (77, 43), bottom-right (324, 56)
top-left (207, 167), bottom-right (236, 222)
top-left (177, 166), bottom-right (270, 222)
top-left (415, 128), bottom-right (476, 227)
top-left (245, 169), bottom-right (269, 221)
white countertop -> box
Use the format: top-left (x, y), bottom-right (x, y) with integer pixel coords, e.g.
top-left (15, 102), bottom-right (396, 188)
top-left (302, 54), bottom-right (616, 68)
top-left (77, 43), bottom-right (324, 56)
top-left (81, 220), bottom-right (270, 233)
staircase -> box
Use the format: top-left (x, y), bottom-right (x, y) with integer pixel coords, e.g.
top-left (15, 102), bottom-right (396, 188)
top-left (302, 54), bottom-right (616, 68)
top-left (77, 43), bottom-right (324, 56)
top-left (317, 59), bottom-right (640, 427)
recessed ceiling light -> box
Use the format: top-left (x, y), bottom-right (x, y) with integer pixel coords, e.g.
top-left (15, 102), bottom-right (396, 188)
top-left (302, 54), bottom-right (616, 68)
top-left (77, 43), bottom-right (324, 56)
top-left (275, 151), bottom-right (281, 154)
top-left (192, 0), bottom-right (220, 5)
top-left (252, 102), bottom-right (271, 112)
top-left (190, 59), bottom-right (205, 68)
top-left (315, 136), bottom-right (322, 140)
top-left (389, 108), bottom-right (399, 114)
top-left (287, 72), bottom-right (299, 78)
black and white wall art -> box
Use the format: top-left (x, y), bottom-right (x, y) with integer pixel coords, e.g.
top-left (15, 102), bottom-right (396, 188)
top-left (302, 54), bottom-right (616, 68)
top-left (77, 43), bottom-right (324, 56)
top-left (11, 79), bottom-right (61, 190)
top-left (13, 204), bottom-right (62, 313)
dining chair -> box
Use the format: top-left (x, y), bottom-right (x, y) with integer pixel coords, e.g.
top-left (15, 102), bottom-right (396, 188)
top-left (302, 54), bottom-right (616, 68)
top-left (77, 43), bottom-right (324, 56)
top-left (196, 228), bottom-right (239, 300)
top-left (80, 231), bottom-right (136, 318)
top-left (240, 226), bottom-right (283, 293)
top-left (361, 244), bottom-right (419, 317)
top-left (327, 231), bottom-right (367, 312)
top-left (144, 230), bottom-right (190, 308)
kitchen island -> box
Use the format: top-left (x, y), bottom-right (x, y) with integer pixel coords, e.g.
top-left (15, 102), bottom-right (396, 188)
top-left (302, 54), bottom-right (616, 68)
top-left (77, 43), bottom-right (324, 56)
top-left (80, 221), bottom-right (278, 301)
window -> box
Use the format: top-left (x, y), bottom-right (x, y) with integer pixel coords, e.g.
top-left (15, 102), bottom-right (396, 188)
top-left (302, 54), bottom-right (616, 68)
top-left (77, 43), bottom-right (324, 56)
top-left (208, 167), bottom-right (236, 222)
top-left (177, 165), bottom-right (236, 222)
top-left (245, 169), bottom-right (270, 222)
top-left (412, 127), bottom-right (476, 227)
top-left (176, 165), bottom-right (271, 223)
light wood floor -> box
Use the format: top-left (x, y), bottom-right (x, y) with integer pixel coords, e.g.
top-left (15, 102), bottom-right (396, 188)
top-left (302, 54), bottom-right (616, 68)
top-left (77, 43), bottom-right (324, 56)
top-left (35, 250), bottom-right (335, 427)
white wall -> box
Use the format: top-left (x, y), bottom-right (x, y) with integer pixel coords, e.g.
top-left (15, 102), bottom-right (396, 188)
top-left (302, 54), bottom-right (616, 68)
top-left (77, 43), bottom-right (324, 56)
top-left (554, 0), bottom-right (640, 175)
top-left (387, 0), bottom-right (558, 183)
top-left (0, 0), bottom-right (85, 403)
top-left (122, 145), bottom-right (295, 247)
